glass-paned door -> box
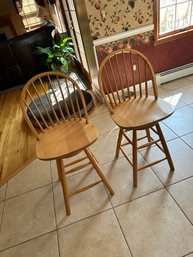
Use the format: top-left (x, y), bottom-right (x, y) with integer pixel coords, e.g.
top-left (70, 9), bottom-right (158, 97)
top-left (61, 0), bottom-right (90, 77)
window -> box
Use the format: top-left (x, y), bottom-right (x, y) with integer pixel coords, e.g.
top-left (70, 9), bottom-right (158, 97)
top-left (20, 0), bottom-right (66, 33)
top-left (21, 0), bottom-right (43, 32)
top-left (154, 0), bottom-right (193, 44)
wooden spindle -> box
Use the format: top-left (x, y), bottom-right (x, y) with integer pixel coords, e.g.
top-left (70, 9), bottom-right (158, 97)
top-left (32, 82), bottom-right (54, 126)
top-left (123, 53), bottom-right (131, 99)
top-left (104, 64), bottom-right (117, 105)
top-left (109, 57), bottom-right (121, 104)
top-left (115, 53), bottom-right (125, 101)
top-left (137, 55), bottom-right (142, 97)
top-left (47, 75), bottom-right (66, 122)
top-left (26, 88), bottom-right (49, 129)
top-left (65, 77), bottom-right (77, 120)
top-left (129, 52), bottom-right (136, 97)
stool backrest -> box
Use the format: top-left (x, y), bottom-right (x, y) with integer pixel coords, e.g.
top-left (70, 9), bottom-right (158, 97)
top-left (98, 49), bottom-right (158, 113)
top-left (20, 71), bottom-right (88, 140)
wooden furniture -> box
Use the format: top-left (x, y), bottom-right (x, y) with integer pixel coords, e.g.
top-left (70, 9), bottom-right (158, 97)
top-left (98, 49), bottom-right (175, 187)
top-left (20, 71), bottom-right (114, 215)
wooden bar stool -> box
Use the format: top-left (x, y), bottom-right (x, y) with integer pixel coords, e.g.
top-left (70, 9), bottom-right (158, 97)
top-left (20, 71), bottom-right (114, 215)
top-left (98, 49), bottom-right (175, 187)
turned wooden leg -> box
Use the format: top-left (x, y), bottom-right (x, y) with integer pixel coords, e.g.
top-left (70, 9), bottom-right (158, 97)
top-left (56, 160), bottom-right (61, 181)
top-left (133, 130), bottom-right (138, 187)
top-left (115, 128), bottom-right (123, 158)
top-left (156, 123), bottom-right (175, 171)
top-left (84, 148), bottom-right (114, 195)
top-left (56, 158), bottom-right (71, 215)
top-left (145, 128), bottom-right (151, 142)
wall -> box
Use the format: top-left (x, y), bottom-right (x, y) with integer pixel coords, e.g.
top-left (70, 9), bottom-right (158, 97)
top-left (0, 0), bottom-right (25, 37)
top-left (85, 0), bottom-right (193, 75)
top-left (85, 0), bottom-right (153, 39)
top-left (96, 32), bottom-right (193, 75)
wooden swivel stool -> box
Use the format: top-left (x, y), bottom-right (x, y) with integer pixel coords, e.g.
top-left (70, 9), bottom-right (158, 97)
top-left (98, 49), bottom-right (175, 187)
top-left (20, 71), bottom-right (114, 215)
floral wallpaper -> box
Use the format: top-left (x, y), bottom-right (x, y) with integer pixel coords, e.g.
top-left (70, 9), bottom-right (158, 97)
top-left (96, 30), bottom-right (153, 60)
top-left (84, 0), bottom-right (153, 39)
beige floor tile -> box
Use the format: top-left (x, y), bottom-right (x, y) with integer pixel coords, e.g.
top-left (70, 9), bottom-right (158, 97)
top-left (176, 84), bottom-right (193, 104)
top-left (0, 232), bottom-right (59, 257)
top-left (0, 185), bottom-right (56, 250)
top-left (168, 177), bottom-right (193, 223)
top-left (159, 90), bottom-right (188, 109)
top-left (152, 122), bottom-right (177, 142)
top-left (88, 102), bottom-right (108, 118)
top-left (6, 159), bottom-right (51, 199)
top-left (115, 189), bottom-right (193, 257)
top-left (185, 253), bottom-right (193, 257)
top-left (102, 156), bottom-right (163, 207)
top-left (186, 74), bottom-right (193, 81)
top-left (90, 129), bottom-right (123, 165)
top-left (181, 132), bottom-right (193, 149)
top-left (58, 209), bottom-right (131, 257)
top-left (0, 183), bottom-right (7, 202)
top-left (89, 111), bottom-right (118, 135)
top-left (53, 170), bottom-right (112, 227)
top-left (163, 105), bottom-right (193, 136)
top-left (141, 138), bottom-right (193, 186)
top-left (160, 77), bottom-right (193, 91)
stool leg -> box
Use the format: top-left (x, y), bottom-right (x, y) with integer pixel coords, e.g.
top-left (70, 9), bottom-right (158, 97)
top-left (156, 123), bottom-right (174, 171)
top-left (133, 130), bottom-right (138, 187)
top-left (56, 160), bottom-right (61, 181)
top-left (84, 148), bottom-right (114, 195)
top-left (115, 128), bottom-right (123, 158)
top-left (146, 128), bottom-right (151, 142)
top-left (56, 158), bottom-right (71, 215)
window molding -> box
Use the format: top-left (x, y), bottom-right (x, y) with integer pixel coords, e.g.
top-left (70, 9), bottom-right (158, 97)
top-left (154, 0), bottom-right (193, 45)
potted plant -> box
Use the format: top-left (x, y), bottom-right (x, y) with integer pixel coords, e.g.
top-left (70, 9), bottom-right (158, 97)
top-left (34, 36), bottom-right (76, 72)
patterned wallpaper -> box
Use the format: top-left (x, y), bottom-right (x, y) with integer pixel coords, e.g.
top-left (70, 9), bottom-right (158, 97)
top-left (84, 0), bottom-right (153, 39)
top-left (96, 30), bottom-right (154, 60)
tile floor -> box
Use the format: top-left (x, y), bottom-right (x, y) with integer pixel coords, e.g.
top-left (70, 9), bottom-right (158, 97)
top-left (1, 76), bottom-right (193, 257)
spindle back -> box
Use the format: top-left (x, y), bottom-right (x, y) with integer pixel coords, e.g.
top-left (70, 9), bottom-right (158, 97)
top-left (98, 49), bottom-right (158, 113)
top-left (20, 71), bottom-right (89, 139)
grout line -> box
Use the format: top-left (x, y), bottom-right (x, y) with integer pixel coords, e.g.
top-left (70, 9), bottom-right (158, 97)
top-left (4, 182), bottom-right (53, 202)
top-left (165, 186), bottom-right (193, 226)
top-left (138, 149), bottom-right (193, 226)
top-left (111, 207), bottom-right (134, 257)
top-left (180, 134), bottom-right (193, 149)
top-left (103, 184), bottom-right (134, 256)
top-left (111, 187), bottom-right (164, 210)
top-left (165, 175), bottom-right (193, 188)
top-left (0, 229), bottom-right (57, 253)
top-left (56, 207), bottom-right (113, 231)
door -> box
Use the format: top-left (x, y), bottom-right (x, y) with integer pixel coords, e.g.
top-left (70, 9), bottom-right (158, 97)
top-left (60, 0), bottom-right (90, 80)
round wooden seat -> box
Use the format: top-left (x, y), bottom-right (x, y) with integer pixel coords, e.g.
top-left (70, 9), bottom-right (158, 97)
top-left (112, 96), bottom-right (174, 130)
top-left (36, 120), bottom-right (98, 160)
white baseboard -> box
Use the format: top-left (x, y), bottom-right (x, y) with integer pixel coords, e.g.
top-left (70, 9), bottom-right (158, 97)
top-left (156, 63), bottom-right (193, 86)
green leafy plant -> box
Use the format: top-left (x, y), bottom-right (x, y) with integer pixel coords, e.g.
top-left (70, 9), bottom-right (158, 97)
top-left (34, 37), bottom-right (76, 72)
